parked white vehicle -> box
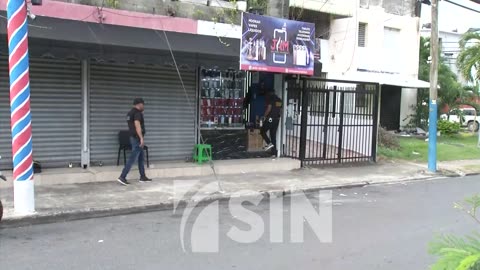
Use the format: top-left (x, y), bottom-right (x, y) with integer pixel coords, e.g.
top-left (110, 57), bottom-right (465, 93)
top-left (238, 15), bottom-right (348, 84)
top-left (440, 108), bottom-right (479, 131)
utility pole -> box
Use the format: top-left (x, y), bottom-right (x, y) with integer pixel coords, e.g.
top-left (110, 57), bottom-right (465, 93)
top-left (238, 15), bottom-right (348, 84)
top-left (6, 0), bottom-right (37, 214)
top-left (428, 0), bottom-right (439, 172)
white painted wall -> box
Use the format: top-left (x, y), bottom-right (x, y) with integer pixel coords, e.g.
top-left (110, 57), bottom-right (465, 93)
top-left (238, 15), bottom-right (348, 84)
top-left (328, 5), bottom-right (421, 130)
top-left (400, 87), bottom-right (418, 128)
top-left (289, 0), bottom-right (355, 17)
top-left (197, 20), bottom-right (242, 39)
top-left (328, 6), bottom-right (421, 76)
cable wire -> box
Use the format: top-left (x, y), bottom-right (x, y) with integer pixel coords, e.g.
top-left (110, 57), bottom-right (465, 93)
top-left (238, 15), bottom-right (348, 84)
top-left (154, 29), bottom-right (224, 193)
top-left (444, 0), bottom-right (480, 13)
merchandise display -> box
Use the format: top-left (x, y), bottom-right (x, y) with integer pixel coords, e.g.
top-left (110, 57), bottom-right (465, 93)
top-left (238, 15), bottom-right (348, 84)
top-left (200, 68), bottom-right (246, 129)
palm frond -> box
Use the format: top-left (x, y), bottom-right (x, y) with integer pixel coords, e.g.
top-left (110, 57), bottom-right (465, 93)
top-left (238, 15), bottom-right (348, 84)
top-left (430, 234), bottom-right (480, 270)
top-left (459, 32), bottom-right (480, 49)
top-left (457, 32), bottom-right (480, 83)
top-left (455, 254), bottom-right (480, 270)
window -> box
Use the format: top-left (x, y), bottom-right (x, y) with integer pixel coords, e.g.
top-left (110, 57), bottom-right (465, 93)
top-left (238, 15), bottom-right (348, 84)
top-left (463, 109), bottom-right (476, 116)
top-left (383, 27), bottom-right (400, 48)
top-left (358, 23), bottom-right (367, 47)
top-left (383, 27), bottom-right (401, 72)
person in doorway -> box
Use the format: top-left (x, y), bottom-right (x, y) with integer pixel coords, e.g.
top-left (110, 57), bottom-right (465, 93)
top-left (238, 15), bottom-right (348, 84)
top-left (261, 90), bottom-right (283, 155)
top-left (243, 81), bottom-right (267, 110)
top-left (117, 98), bottom-right (152, 186)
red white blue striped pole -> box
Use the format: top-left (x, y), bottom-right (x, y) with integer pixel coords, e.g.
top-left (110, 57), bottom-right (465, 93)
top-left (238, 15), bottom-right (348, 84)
top-left (7, 0), bottom-right (35, 214)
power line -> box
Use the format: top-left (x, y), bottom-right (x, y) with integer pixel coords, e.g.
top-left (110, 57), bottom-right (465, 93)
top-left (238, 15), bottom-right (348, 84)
top-left (444, 0), bottom-right (480, 13)
top-left (154, 29), bottom-right (224, 192)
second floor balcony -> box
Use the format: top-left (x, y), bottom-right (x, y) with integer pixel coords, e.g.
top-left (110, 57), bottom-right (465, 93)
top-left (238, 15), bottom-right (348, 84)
top-left (289, 0), bottom-right (355, 17)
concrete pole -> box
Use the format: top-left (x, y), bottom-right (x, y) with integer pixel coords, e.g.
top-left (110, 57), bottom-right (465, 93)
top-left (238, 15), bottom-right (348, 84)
top-left (428, 0), bottom-right (439, 172)
top-left (6, 0), bottom-right (35, 214)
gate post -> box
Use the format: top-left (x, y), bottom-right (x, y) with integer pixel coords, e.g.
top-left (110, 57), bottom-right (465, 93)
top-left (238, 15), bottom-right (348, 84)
top-left (322, 91), bottom-right (330, 159)
top-left (337, 92), bottom-right (345, 163)
top-left (371, 84), bottom-right (380, 162)
top-left (299, 79), bottom-right (308, 163)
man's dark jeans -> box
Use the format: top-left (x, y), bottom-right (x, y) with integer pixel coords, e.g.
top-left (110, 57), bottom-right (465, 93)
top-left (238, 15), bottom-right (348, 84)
top-left (261, 117), bottom-right (280, 152)
top-left (120, 136), bottom-right (146, 179)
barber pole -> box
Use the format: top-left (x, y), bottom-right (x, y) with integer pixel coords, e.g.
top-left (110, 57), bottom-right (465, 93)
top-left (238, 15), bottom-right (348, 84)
top-left (7, 0), bottom-right (35, 214)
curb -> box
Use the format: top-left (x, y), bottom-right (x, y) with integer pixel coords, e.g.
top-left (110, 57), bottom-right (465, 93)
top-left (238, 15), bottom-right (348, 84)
top-left (0, 173), bottom-right (458, 228)
top-left (0, 182), bottom-right (370, 228)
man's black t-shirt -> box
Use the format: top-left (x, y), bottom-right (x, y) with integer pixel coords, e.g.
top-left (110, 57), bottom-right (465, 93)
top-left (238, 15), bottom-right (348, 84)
top-left (127, 108), bottom-right (145, 138)
top-left (266, 95), bottom-right (283, 119)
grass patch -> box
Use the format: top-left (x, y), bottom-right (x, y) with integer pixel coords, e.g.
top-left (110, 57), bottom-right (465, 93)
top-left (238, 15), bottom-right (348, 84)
top-left (378, 133), bottom-right (480, 162)
top-left (461, 164), bottom-right (480, 171)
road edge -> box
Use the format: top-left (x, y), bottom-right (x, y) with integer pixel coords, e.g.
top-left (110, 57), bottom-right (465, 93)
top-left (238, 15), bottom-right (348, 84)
top-left (0, 174), bottom-right (451, 228)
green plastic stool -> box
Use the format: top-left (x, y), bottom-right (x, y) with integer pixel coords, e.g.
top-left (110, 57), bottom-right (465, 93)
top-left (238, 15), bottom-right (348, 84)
top-left (193, 144), bottom-right (212, 164)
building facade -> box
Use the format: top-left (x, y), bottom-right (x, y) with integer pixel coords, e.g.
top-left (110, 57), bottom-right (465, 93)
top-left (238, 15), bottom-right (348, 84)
top-left (0, 0), bottom-right (425, 169)
top-left (325, 0), bottom-right (428, 130)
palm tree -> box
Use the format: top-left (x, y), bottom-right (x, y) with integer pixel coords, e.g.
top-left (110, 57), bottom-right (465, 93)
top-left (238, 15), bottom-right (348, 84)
top-left (457, 31), bottom-right (480, 85)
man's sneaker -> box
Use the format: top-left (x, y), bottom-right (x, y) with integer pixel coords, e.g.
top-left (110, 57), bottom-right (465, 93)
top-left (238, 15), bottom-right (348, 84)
top-left (264, 144), bottom-right (274, 151)
top-left (139, 176), bottom-right (153, 182)
top-left (117, 177), bottom-right (130, 186)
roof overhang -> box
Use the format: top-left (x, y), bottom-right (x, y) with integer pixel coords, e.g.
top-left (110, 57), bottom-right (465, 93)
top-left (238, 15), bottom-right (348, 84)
top-left (328, 71), bottom-right (431, 88)
top-left (0, 11), bottom-right (240, 59)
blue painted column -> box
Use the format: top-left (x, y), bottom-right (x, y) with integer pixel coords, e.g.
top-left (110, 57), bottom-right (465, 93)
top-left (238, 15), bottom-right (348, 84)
top-left (428, 100), bottom-right (437, 172)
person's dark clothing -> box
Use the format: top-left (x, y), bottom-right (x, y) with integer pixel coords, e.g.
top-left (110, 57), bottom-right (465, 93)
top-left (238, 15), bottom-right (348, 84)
top-left (120, 136), bottom-right (146, 179)
top-left (261, 94), bottom-right (282, 153)
top-left (127, 108), bottom-right (145, 138)
top-left (261, 118), bottom-right (280, 152)
top-left (121, 107), bottom-right (147, 179)
top-left (265, 94), bottom-right (283, 119)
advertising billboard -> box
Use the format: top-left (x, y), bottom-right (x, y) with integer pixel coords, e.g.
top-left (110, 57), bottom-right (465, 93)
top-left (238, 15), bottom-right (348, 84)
top-left (240, 13), bottom-right (315, 75)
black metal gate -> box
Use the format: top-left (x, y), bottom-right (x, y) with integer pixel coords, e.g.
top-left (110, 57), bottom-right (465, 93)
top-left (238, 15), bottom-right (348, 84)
top-left (283, 78), bottom-right (379, 166)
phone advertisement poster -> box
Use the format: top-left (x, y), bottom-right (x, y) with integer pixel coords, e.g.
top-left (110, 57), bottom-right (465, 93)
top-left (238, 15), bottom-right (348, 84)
top-left (240, 13), bottom-right (315, 75)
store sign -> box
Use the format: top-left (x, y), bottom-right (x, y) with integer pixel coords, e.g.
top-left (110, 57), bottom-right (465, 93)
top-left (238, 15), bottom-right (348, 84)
top-left (240, 13), bottom-right (315, 75)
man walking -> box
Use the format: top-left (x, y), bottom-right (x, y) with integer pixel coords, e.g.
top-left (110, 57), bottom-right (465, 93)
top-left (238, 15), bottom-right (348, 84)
top-left (261, 90), bottom-right (283, 155)
top-left (117, 98), bottom-right (152, 186)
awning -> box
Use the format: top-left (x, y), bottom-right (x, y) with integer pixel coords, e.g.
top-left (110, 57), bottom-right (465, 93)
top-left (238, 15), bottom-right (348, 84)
top-left (328, 71), bottom-right (430, 88)
top-left (0, 12), bottom-right (240, 58)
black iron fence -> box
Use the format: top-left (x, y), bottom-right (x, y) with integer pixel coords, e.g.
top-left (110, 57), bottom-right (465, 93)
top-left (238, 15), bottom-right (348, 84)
top-left (283, 78), bottom-right (379, 166)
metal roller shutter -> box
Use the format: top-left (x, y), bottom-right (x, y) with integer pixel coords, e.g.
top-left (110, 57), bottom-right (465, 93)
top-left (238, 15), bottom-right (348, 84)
top-left (0, 57), bottom-right (11, 169)
top-left (89, 62), bottom-right (197, 165)
top-left (0, 57), bottom-right (82, 169)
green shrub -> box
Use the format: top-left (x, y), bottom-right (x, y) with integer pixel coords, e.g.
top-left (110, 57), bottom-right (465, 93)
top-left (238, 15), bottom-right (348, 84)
top-left (437, 120), bottom-right (461, 135)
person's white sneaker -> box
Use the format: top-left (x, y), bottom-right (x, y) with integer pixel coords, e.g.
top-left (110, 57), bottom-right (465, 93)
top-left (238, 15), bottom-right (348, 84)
top-left (264, 144), bottom-right (274, 151)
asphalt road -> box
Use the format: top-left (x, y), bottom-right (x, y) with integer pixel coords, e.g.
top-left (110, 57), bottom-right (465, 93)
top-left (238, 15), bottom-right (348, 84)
top-left (1, 176), bottom-right (479, 270)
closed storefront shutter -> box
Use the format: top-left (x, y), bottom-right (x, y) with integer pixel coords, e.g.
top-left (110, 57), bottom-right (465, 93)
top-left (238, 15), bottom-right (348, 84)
top-left (0, 57), bottom-right (82, 169)
top-left (89, 62), bottom-right (196, 165)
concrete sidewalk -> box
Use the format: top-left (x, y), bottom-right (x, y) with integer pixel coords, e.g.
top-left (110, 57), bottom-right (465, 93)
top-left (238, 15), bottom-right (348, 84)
top-left (0, 159), bottom-right (476, 227)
